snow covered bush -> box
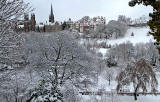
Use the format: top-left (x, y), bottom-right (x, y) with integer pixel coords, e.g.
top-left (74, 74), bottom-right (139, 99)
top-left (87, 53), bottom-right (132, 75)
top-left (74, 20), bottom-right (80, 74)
top-left (28, 80), bottom-right (63, 102)
top-left (105, 56), bottom-right (117, 68)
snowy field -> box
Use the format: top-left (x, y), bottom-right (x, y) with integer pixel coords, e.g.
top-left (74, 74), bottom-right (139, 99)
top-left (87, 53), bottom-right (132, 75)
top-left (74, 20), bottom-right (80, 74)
top-left (107, 26), bottom-right (155, 45)
top-left (98, 26), bottom-right (155, 55)
top-left (80, 26), bottom-right (155, 56)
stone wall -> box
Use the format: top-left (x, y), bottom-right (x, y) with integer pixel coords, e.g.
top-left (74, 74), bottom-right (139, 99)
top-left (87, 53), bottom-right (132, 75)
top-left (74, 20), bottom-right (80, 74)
top-left (44, 25), bottom-right (62, 32)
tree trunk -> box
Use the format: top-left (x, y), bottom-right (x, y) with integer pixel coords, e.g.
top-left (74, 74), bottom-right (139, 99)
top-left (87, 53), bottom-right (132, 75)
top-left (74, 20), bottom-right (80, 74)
top-left (26, 94), bottom-right (38, 102)
top-left (134, 92), bottom-right (137, 100)
top-left (134, 85), bottom-right (139, 101)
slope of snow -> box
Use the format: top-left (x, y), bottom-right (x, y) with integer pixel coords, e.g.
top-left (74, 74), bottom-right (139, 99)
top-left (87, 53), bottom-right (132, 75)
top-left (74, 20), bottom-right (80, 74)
top-left (107, 26), bottom-right (155, 45)
top-left (98, 26), bottom-right (155, 56)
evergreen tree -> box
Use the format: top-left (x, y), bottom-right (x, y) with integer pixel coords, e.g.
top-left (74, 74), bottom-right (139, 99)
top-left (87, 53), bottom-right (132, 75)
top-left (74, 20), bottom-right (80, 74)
top-left (106, 56), bottom-right (117, 68)
top-left (62, 21), bottom-right (67, 30)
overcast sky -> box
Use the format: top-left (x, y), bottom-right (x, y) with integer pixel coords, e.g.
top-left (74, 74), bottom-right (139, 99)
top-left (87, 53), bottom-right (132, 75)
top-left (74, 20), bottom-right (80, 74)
top-left (24, 0), bottom-right (153, 23)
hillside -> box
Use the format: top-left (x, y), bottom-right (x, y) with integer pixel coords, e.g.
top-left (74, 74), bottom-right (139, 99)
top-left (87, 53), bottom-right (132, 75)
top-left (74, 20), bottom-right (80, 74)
top-left (98, 26), bottom-right (155, 55)
top-left (107, 26), bottom-right (155, 45)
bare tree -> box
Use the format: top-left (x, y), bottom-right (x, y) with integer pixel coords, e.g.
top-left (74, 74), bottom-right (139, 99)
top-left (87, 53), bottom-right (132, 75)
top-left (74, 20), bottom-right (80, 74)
top-left (23, 31), bottom-right (97, 101)
top-left (117, 58), bottom-right (158, 101)
top-left (105, 69), bottom-right (114, 86)
top-left (118, 15), bottom-right (132, 25)
top-left (0, 1), bottom-right (33, 101)
top-left (106, 20), bottom-right (129, 38)
top-left (0, 0), bottom-right (32, 65)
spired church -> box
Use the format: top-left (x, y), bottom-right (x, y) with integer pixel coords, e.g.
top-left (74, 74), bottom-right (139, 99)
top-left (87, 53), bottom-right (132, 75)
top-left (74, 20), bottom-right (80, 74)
top-left (49, 4), bottom-right (54, 23)
top-left (17, 4), bottom-right (62, 32)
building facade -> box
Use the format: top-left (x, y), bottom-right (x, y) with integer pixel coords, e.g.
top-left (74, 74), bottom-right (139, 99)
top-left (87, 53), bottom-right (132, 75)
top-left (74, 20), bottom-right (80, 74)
top-left (17, 4), bottom-right (106, 33)
top-left (66, 16), bottom-right (106, 33)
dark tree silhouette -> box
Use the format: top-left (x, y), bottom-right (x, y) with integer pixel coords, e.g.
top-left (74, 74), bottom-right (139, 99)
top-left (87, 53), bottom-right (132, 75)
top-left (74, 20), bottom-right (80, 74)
top-left (62, 21), bottom-right (68, 30)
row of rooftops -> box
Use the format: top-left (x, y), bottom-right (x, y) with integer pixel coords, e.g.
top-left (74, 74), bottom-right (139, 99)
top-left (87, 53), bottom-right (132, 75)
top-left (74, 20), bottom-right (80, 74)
top-left (66, 16), bottom-right (106, 27)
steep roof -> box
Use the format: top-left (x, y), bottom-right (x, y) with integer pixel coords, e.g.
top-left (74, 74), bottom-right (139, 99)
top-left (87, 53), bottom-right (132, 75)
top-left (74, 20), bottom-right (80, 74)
top-left (49, 4), bottom-right (54, 23)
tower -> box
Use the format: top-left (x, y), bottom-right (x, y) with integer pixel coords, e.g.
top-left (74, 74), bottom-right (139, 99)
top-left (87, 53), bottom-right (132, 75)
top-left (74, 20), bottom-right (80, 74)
top-left (30, 13), bottom-right (36, 31)
top-left (24, 14), bottom-right (29, 32)
top-left (49, 4), bottom-right (54, 23)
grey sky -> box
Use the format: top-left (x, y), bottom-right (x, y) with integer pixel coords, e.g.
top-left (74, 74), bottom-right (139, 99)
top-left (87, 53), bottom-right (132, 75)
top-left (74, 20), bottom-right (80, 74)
top-left (24, 0), bottom-right (153, 23)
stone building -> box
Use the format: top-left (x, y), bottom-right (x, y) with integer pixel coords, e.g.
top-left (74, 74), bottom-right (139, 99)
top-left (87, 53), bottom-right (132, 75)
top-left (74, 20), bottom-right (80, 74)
top-left (66, 16), bottom-right (106, 33)
top-left (17, 4), bottom-right (62, 32)
top-left (30, 13), bottom-right (36, 31)
top-left (36, 4), bottom-right (62, 32)
top-left (24, 14), bottom-right (30, 32)
top-left (37, 22), bottom-right (62, 32)
top-left (43, 4), bottom-right (62, 32)
top-left (21, 13), bottom-right (36, 32)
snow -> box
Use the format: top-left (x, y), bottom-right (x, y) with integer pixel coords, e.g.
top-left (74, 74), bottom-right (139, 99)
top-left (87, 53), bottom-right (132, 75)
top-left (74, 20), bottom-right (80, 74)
top-left (18, 25), bottom-right (24, 28)
top-left (118, 95), bottom-right (160, 102)
top-left (1, 26), bottom-right (158, 101)
top-left (99, 48), bottom-right (108, 56)
top-left (81, 94), bottom-right (160, 102)
top-left (0, 64), bottom-right (13, 70)
top-left (80, 26), bottom-right (156, 57)
top-left (97, 76), bottom-right (117, 91)
top-left (49, 22), bottom-right (55, 25)
top-left (80, 71), bottom-right (160, 102)
top-left (97, 26), bottom-right (156, 56)
top-left (37, 24), bottom-right (44, 27)
top-left (107, 26), bottom-right (155, 46)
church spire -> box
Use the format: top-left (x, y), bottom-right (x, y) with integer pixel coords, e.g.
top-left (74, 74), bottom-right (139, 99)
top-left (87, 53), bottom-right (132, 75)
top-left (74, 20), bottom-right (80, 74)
top-left (49, 4), bottom-right (54, 23)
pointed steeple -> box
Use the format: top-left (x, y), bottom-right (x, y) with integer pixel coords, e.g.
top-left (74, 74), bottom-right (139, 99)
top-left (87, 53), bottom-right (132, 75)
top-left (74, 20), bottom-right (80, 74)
top-left (49, 4), bottom-right (54, 23)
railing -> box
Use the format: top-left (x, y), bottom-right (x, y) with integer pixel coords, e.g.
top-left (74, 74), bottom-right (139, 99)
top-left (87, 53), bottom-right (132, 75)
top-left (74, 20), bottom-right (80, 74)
top-left (79, 91), bottom-right (160, 96)
top-left (79, 91), bottom-right (116, 96)
top-left (118, 92), bottom-right (160, 96)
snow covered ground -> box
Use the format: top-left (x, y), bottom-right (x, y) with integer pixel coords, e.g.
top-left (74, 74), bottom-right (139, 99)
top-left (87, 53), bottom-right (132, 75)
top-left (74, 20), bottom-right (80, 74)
top-left (81, 72), bottom-right (160, 102)
top-left (80, 27), bottom-right (160, 102)
top-left (98, 26), bottom-right (155, 55)
top-left (107, 26), bottom-right (155, 46)
top-left (115, 95), bottom-right (160, 102)
top-left (81, 94), bottom-right (160, 102)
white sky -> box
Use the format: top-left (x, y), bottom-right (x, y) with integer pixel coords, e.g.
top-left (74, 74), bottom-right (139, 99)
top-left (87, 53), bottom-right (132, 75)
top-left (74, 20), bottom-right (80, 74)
top-left (24, 0), bottom-right (153, 23)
